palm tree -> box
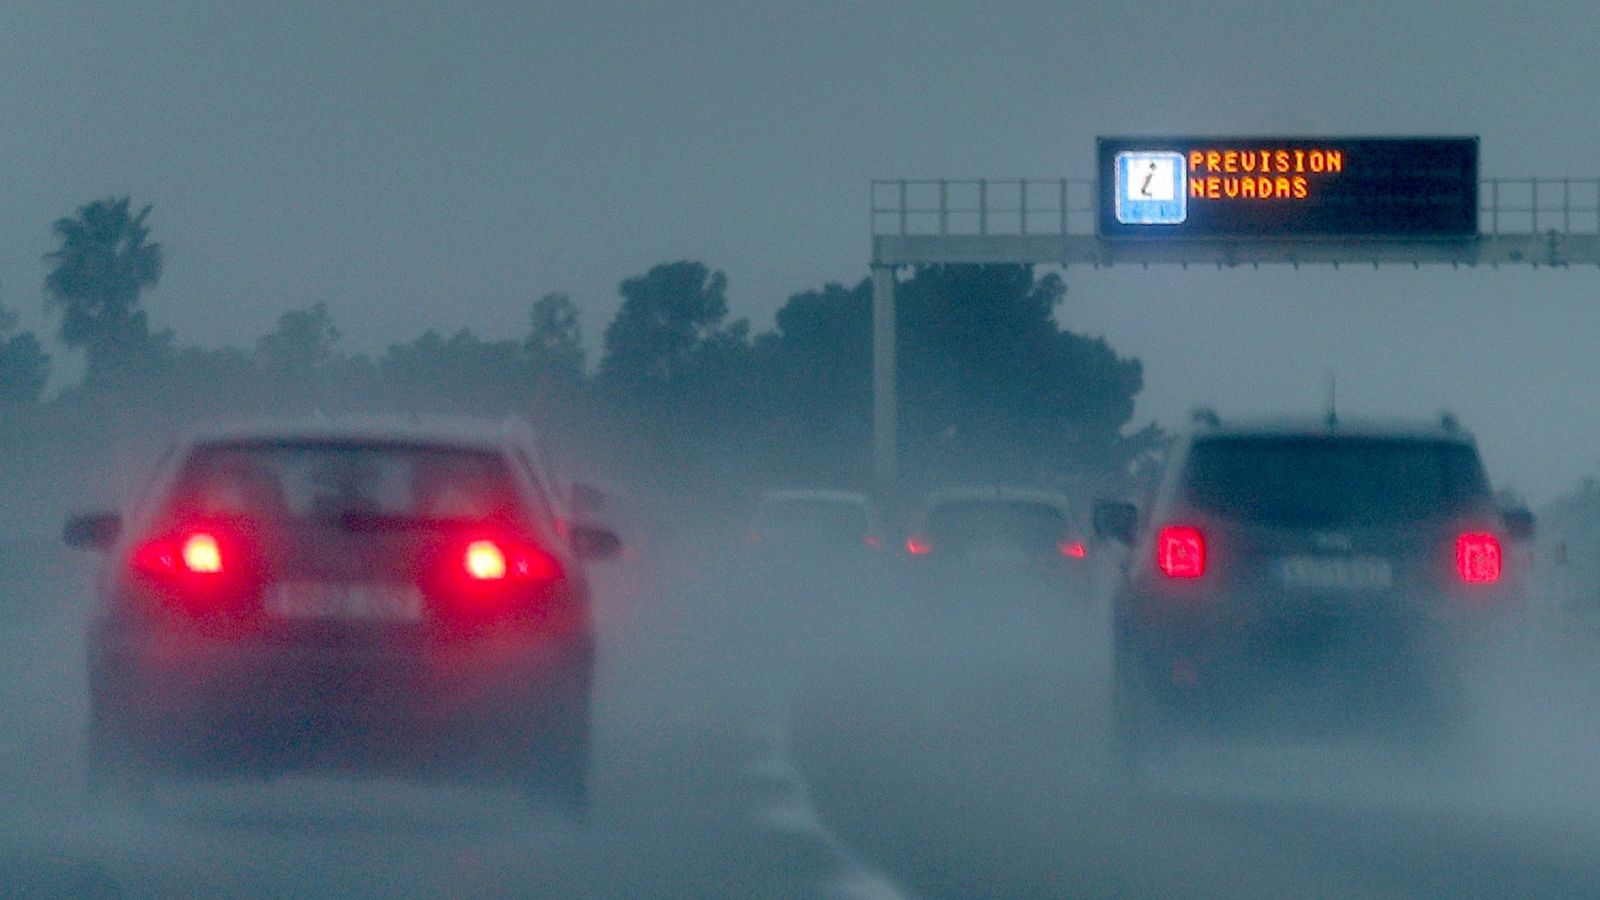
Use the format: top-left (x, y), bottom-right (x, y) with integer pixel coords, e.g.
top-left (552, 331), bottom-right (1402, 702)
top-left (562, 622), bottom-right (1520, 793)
top-left (43, 197), bottom-right (163, 379)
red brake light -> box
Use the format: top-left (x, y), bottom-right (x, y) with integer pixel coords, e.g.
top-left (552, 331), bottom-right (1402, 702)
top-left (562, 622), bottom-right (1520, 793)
top-left (1157, 526), bottom-right (1205, 578)
top-left (464, 540), bottom-right (508, 580)
top-left (182, 533), bottom-right (223, 574)
top-left (131, 539), bottom-right (179, 576)
top-left (906, 536), bottom-right (931, 556)
top-left (133, 531), bottom-right (228, 577)
top-left (1456, 532), bottom-right (1502, 584)
top-left (460, 538), bottom-right (562, 584)
top-left (1059, 540), bottom-right (1087, 559)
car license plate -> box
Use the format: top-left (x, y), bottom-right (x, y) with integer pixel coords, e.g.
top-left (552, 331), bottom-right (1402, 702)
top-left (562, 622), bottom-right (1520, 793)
top-left (1277, 556), bottom-right (1393, 590)
top-left (266, 582), bottom-right (425, 622)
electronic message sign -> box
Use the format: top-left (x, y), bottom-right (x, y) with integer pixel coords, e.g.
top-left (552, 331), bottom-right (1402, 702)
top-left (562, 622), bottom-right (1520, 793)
top-left (1097, 137), bottom-right (1478, 239)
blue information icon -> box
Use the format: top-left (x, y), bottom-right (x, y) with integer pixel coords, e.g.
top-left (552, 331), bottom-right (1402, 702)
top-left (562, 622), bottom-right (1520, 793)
top-left (1114, 151), bottom-right (1187, 225)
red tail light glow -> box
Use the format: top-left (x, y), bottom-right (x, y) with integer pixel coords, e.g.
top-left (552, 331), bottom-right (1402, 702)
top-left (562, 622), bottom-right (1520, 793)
top-left (464, 540), bottom-right (508, 580)
top-left (1157, 526), bottom-right (1206, 578)
top-left (864, 535), bottom-right (883, 552)
top-left (460, 538), bottom-right (562, 584)
top-left (905, 536), bottom-right (931, 556)
top-left (133, 531), bottom-right (228, 577)
top-left (181, 533), bottom-right (223, 574)
top-left (1456, 532), bottom-right (1502, 584)
top-left (1058, 540), bottom-right (1087, 559)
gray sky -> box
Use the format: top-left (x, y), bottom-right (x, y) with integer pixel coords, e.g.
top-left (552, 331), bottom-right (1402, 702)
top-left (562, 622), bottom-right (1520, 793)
top-left (3, 1), bottom-right (1598, 501)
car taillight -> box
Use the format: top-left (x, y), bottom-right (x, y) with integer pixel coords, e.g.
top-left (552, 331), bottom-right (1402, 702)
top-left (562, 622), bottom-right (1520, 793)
top-left (1456, 532), bottom-right (1502, 584)
top-left (905, 535), bottom-right (931, 556)
top-left (1157, 526), bottom-right (1205, 578)
top-left (1058, 540), bottom-right (1087, 559)
top-left (182, 533), bottom-right (223, 573)
top-left (126, 527), bottom-right (254, 621)
top-left (464, 540), bottom-right (507, 580)
top-left (460, 538), bottom-right (562, 584)
top-left (132, 531), bottom-right (229, 578)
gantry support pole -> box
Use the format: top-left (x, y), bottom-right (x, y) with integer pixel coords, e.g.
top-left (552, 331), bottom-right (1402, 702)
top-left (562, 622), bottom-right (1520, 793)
top-left (871, 264), bottom-right (897, 490)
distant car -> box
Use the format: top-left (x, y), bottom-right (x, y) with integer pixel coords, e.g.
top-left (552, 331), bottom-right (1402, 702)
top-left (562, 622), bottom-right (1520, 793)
top-left (747, 489), bottom-right (885, 557)
top-left (1102, 412), bottom-right (1533, 774)
top-left (64, 419), bottom-right (620, 811)
top-left (904, 487), bottom-right (1090, 568)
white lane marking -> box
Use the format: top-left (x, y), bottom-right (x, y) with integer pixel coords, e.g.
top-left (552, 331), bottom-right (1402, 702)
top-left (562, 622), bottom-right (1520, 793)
top-left (746, 719), bottom-right (912, 900)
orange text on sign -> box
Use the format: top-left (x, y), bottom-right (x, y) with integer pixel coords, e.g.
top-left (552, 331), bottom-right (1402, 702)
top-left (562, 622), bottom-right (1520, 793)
top-left (1187, 149), bottom-right (1344, 175)
top-left (1184, 148), bottom-right (1343, 201)
top-left (1190, 176), bottom-right (1309, 200)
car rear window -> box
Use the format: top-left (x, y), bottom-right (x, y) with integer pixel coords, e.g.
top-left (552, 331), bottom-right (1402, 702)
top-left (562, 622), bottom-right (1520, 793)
top-left (754, 499), bottom-right (869, 535)
top-left (1181, 436), bottom-right (1490, 527)
top-left (170, 442), bottom-right (519, 521)
top-left (923, 500), bottom-right (1071, 547)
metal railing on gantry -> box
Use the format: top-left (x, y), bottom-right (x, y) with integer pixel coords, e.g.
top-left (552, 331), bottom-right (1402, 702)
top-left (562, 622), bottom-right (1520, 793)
top-left (870, 177), bottom-right (1600, 268)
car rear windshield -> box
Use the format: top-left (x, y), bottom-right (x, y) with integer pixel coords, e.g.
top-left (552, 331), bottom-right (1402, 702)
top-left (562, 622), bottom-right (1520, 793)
top-left (923, 500), bottom-right (1072, 547)
top-left (1181, 436), bottom-right (1490, 527)
top-left (169, 442), bottom-right (520, 522)
top-left (754, 499), bottom-right (869, 535)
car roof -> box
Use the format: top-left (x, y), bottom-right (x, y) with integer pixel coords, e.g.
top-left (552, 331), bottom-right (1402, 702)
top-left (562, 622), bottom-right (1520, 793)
top-left (758, 489), bottom-right (872, 505)
top-left (173, 415), bottom-right (534, 454)
top-left (1190, 415), bottom-right (1476, 445)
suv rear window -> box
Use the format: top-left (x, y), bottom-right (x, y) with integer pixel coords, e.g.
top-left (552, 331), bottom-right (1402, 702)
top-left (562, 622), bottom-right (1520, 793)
top-left (923, 500), bottom-right (1071, 548)
top-left (1182, 436), bottom-right (1490, 527)
top-left (171, 442), bottom-right (519, 521)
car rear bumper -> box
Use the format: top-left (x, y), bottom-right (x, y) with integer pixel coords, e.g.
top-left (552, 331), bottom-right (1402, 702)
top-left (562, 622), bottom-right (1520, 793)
top-left (91, 628), bottom-right (592, 727)
top-left (1114, 594), bottom-right (1459, 706)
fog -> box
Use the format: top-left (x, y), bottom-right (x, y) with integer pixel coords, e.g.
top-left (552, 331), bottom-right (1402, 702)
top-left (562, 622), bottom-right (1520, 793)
top-left (5, 1), bottom-right (1600, 896)
top-left (8, 437), bottom-right (1600, 896)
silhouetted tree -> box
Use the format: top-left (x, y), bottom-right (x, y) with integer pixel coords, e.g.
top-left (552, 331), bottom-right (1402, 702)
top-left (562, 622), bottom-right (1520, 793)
top-left (256, 302), bottom-right (341, 375)
top-left (752, 279), bottom-right (874, 485)
top-left (600, 262), bottom-right (743, 390)
top-left (527, 292), bottom-right (585, 379)
top-left (0, 303), bottom-right (50, 407)
top-left (891, 264), bottom-right (1147, 487)
top-left (380, 329), bottom-right (527, 414)
top-left (42, 197), bottom-right (164, 381)
top-left (596, 261), bottom-right (758, 490)
top-left (741, 264), bottom-right (1152, 495)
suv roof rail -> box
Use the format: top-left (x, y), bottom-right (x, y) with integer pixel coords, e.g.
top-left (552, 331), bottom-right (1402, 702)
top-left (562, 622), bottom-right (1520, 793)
top-left (1190, 407), bottom-right (1221, 428)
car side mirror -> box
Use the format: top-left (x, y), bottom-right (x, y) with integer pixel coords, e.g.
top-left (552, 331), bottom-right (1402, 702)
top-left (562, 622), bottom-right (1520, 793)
top-left (64, 511), bottom-right (122, 550)
top-left (570, 524), bottom-right (623, 561)
top-left (1502, 507), bottom-right (1535, 542)
top-left (1093, 501), bottom-right (1138, 545)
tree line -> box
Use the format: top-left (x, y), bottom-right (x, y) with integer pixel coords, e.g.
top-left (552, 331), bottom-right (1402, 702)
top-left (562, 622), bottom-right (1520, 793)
top-left (0, 197), bottom-right (1161, 509)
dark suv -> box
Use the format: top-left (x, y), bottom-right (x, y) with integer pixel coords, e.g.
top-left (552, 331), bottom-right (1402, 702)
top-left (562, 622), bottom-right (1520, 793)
top-left (1098, 413), bottom-right (1533, 771)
